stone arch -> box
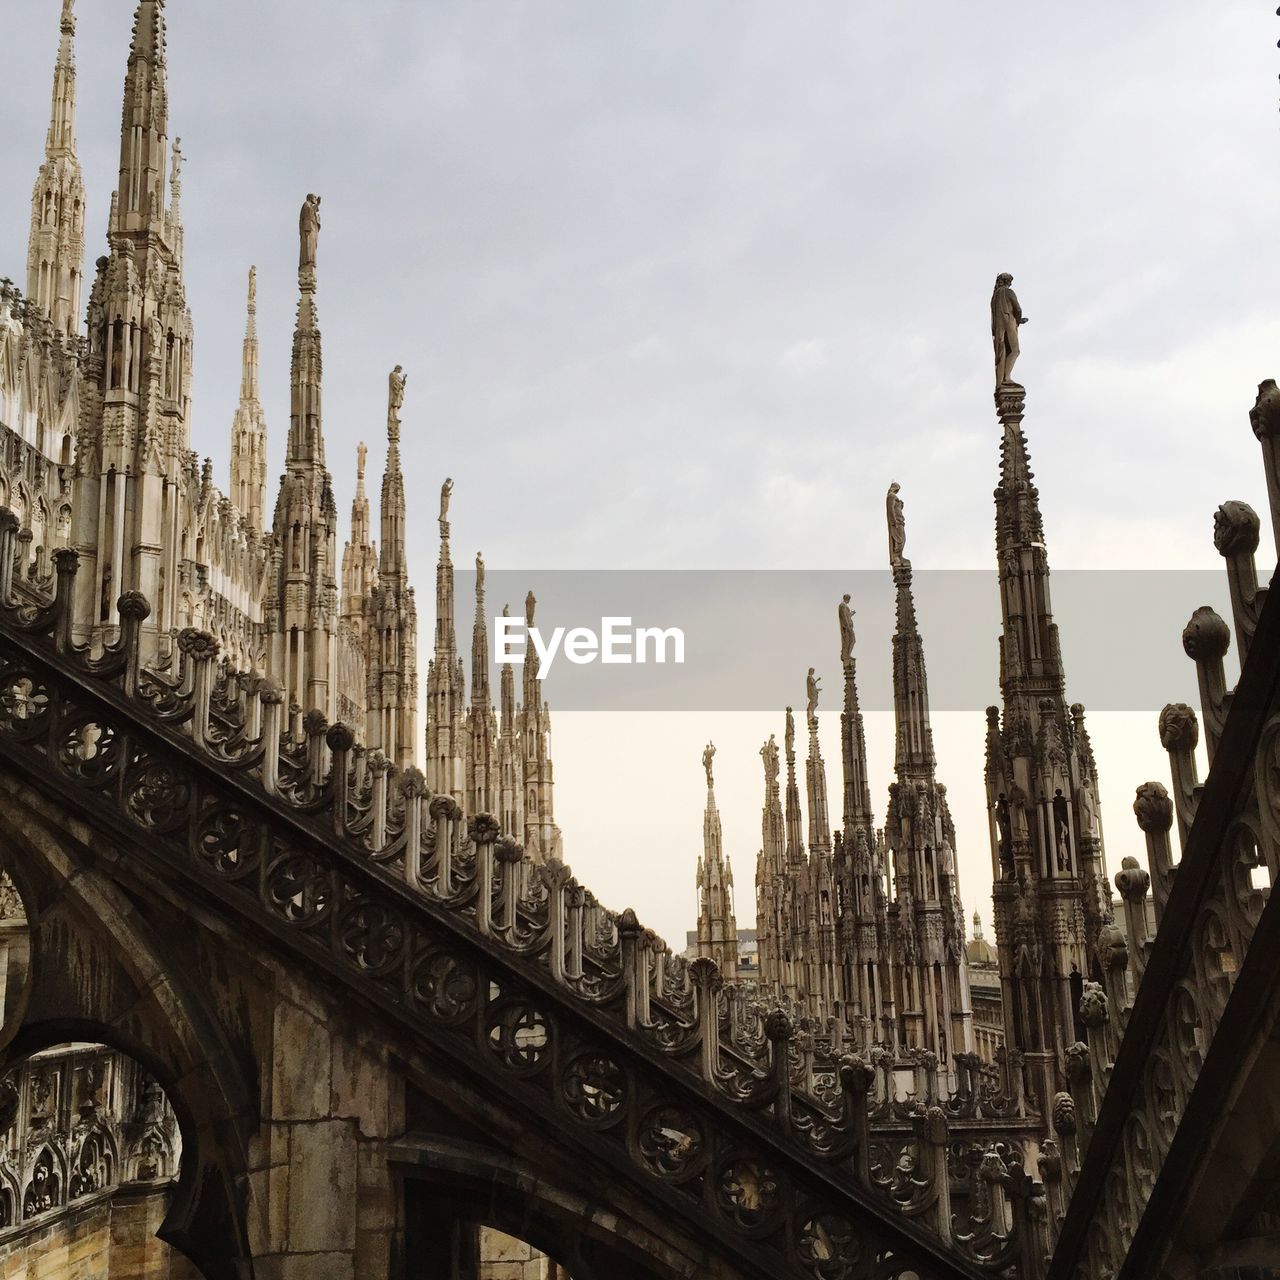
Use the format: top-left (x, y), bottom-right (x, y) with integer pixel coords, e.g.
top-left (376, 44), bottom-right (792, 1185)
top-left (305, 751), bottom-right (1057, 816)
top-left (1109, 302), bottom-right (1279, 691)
top-left (398, 1131), bottom-right (715, 1280)
top-left (0, 775), bottom-right (256, 1279)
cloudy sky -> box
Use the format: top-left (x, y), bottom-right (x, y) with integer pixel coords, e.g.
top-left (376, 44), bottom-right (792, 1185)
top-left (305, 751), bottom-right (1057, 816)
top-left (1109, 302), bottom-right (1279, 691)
top-left (1, 1), bottom-right (1275, 944)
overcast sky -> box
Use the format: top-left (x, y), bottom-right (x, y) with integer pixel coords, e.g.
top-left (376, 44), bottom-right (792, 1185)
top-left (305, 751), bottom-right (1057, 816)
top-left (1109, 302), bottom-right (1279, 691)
top-left (1, 1), bottom-right (1275, 944)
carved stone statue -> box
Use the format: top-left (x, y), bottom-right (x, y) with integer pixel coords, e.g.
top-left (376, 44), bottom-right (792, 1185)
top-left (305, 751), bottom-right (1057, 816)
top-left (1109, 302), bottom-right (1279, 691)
top-left (388, 364), bottom-right (407, 416)
top-left (702, 742), bottom-right (715, 789)
top-left (837, 595), bottom-right (856, 667)
top-left (299, 193), bottom-right (322, 272)
top-left (760, 735), bottom-right (779, 789)
top-left (886, 482), bottom-right (906, 565)
top-left (525, 590), bottom-right (536, 626)
top-left (439, 477), bottom-right (453, 531)
top-left (356, 441), bottom-right (367, 478)
top-left (805, 667), bottom-right (821, 723)
top-left (785, 707), bottom-right (795, 760)
top-left (476, 552), bottom-right (485, 591)
top-left (991, 273), bottom-right (1028, 386)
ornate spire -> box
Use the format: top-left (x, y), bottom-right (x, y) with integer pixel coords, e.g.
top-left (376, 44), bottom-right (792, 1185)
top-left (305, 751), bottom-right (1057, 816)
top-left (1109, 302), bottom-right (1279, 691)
top-left (27, 0), bottom-right (86, 333)
top-left (695, 742), bottom-right (739, 977)
top-left (888, 486), bottom-right (936, 774)
top-left (379, 368), bottom-right (408, 590)
top-left (471, 555), bottom-right (490, 710)
top-left (230, 267), bottom-right (267, 532)
top-left (804, 670), bottom-right (831, 854)
top-left (115, 1), bottom-right (170, 234)
top-left (783, 706), bottom-right (804, 870)
top-left (288, 194), bottom-right (325, 468)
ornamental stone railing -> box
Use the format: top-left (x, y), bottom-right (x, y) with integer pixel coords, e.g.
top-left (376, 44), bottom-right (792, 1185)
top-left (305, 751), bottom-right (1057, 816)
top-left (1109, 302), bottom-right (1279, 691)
top-left (1042, 380), bottom-right (1280, 1279)
top-left (0, 508), bottom-right (1046, 1280)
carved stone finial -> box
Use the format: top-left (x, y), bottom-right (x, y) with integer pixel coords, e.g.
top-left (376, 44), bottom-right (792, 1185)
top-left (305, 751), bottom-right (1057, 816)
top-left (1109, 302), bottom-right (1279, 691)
top-left (398, 765), bottom-right (427, 798)
top-left (1115, 854), bottom-right (1152, 903)
top-left (325, 722), bottom-right (355, 753)
top-left (617, 907), bottom-right (642, 937)
top-left (1051, 1091), bottom-right (1077, 1138)
top-left (1182, 605), bottom-right (1230, 662)
top-left (1249, 378), bottom-right (1280, 441)
top-left (763, 1008), bottom-right (793, 1042)
top-left (838, 1053), bottom-right (875, 1094)
top-left (258, 677), bottom-right (285, 706)
top-left (1096, 918), bottom-right (1129, 972)
top-left (495, 835), bottom-right (524, 864)
top-left (1213, 500), bottom-right (1260, 558)
top-left (687, 955), bottom-right (724, 993)
top-left (176, 628), bottom-right (219, 661)
top-left (302, 709), bottom-right (328, 737)
top-left (1132, 781), bottom-right (1174, 834)
top-left (117, 591), bottom-right (151, 622)
top-left (1078, 980), bottom-right (1109, 1028)
top-left (1158, 703), bottom-right (1199, 753)
top-left (468, 812), bottom-right (501, 845)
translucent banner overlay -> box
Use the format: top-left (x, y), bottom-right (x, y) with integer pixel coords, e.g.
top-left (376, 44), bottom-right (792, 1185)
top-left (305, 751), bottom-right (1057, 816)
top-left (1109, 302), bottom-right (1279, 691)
top-left (459, 569), bottom-right (1235, 712)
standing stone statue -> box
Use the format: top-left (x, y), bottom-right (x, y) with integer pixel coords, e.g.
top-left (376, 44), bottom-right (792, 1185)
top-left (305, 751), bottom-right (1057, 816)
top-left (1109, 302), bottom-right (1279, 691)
top-left (785, 707), bottom-right (795, 760)
top-left (525, 590), bottom-right (536, 626)
top-left (838, 595), bottom-right (856, 666)
top-left (476, 552), bottom-right (485, 592)
top-left (299, 194), bottom-right (322, 273)
top-left (761, 734), bottom-right (779, 789)
top-left (439, 478), bottom-right (453, 533)
top-left (806, 667), bottom-right (821, 723)
top-left (991, 272), bottom-right (1028, 386)
top-left (886, 482), bottom-right (906, 565)
top-left (703, 742), bottom-right (716, 789)
top-left (388, 365), bottom-right (407, 417)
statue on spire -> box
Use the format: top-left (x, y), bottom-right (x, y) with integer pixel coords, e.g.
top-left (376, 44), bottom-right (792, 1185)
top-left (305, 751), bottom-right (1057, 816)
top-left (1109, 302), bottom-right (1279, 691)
top-left (299, 193), bottom-right (322, 273)
top-left (785, 707), bottom-right (795, 760)
top-left (806, 667), bottom-right (821, 725)
top-left (761, 734), bottom-right (779, 789)
top-left (991, 272), bottom-right (1028, 387)
top-left (703, 742), bottom-right (716, 789)
top-left (356, 441), bottom-right (367, 479)
top-left (886, 482), bottom-right (906, 566)
top-left (838, 594), bottom-right (856, 666)
top-left (388, 365), bottom-right (407, 418)
top-left (525, 590), bottom-right (536, 626)
top-left (439, 477), bottom-right (453, 536)
top-left (476, 552), bottom-right (485, 591)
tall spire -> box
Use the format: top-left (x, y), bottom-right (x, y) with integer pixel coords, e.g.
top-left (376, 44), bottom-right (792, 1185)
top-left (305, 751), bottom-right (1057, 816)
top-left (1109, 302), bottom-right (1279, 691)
top-left (27, 0), bottom-right (86, 334)
top-left (887, 485), bottom-right (936, 774)
top-left (230, 267), bottom-right (267, 532)
top-left (803, 669), bottom-right (831, 853)
top-left (425, 477), bottom-right (465, 800)
top-left (695, 743), bottom-right (739, 977)
top-left (115, 0), bottom-right (170, 234)
top-left (288, 194), bottom-right (325, 468)
top-left (471, 555), bottom-right (491, 710)
top-left (368, 367), bottom-right (418, 769)
top-left (985, 278), bottom-right (1109, 1071)
top-left (783, 706), bottom-right (804, 870)
top-left (466, 553), bottom-right (497, 815)
top-left (883, 482), bottom-right (973, 1062)
top-left (268, 194), bottom-right (338, 716)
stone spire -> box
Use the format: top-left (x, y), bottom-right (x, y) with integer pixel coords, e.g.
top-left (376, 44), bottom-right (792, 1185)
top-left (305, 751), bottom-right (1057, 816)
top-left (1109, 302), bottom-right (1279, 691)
top-left (985, 292), bottom-right (1109, 1072)
top-left (27, 0), bottom-right (86, 335)
top-left (495, 604), bottom-right (525, 839)
top-left (518, 591), bottom-right (560, 862)
top-left (367, 369), bottom-right (418, 768)
top-left (883, 484), bottom-right (974, 1062)
top-left (114, 1), bottom-right (171, 237)
top-left (835, 592), bottom-right (884, 1041)
top-left (267, 194), bottom-right (339, 716)
top-left (340, 443), bottom-right (376, 638)
top-left (783, 706), bottom-right (804, 871)
top-left (755, 732), bottom-right (790, 1000)
top-left (425, 478), bottom-right (465, 800)
top-left (695, 743), bottom-right (739, 977)
top-left (804, 670), bottom-right (831, 854)
top-left (229, 267), bottom-right (268, 532)
top-left (72, 0), bottom-right (192, 659)
top-left (466, 554), bottom-right (498, 815)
